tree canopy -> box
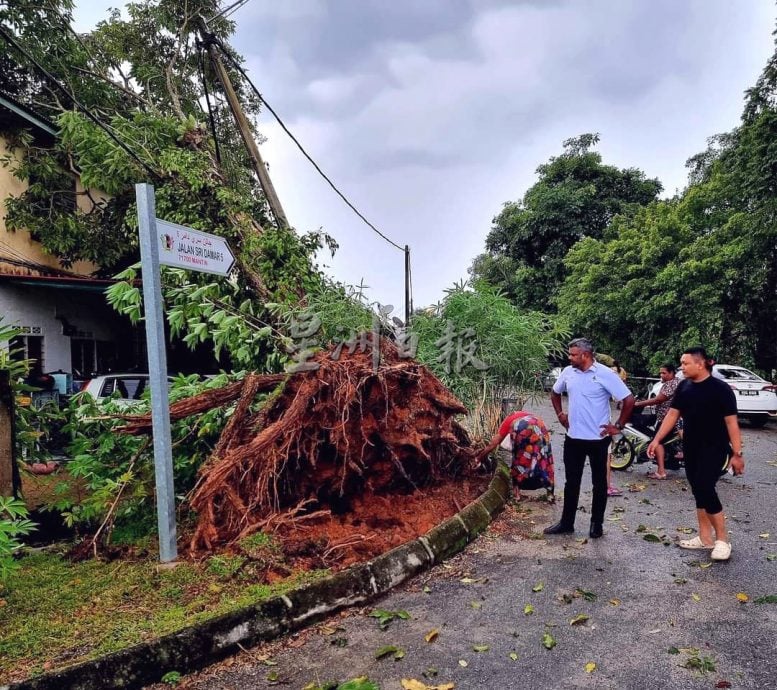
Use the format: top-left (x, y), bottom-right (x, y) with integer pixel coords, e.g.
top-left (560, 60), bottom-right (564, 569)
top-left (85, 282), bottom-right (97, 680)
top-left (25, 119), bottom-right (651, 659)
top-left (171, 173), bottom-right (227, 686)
top-left (472, 22), bottom-right (777, 375)
top-left (559, 35), bottom-right (777, 373)
top-left (469, 133), bottom-right (662, 312)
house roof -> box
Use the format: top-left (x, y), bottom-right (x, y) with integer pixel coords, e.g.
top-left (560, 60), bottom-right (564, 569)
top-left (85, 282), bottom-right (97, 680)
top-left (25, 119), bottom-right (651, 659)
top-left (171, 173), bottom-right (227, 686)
top-left (0, 93), bottom-right (57, 139)
top-left (0, 273), bottom-right (119, 292)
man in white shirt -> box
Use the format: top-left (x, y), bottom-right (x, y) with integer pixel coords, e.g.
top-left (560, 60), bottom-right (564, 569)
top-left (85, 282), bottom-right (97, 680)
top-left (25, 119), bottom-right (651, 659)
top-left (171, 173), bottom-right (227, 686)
top-left (545, 338), bottom-right (634, 538)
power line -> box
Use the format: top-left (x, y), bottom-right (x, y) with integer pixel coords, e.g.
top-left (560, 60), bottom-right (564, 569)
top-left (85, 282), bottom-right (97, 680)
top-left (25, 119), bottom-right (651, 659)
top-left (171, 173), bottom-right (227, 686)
top-left (208, 0), bottom-right (251, 23)
top-left (214, 39), bottom-right (405, 253)
top-left (0, 23), bottom-right (161, 182)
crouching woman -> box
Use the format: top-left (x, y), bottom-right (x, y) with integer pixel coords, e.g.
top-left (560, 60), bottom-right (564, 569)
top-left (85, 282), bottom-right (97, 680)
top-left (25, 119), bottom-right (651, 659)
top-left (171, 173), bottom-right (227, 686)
top-left (475, 411), bottom-right (555, 501)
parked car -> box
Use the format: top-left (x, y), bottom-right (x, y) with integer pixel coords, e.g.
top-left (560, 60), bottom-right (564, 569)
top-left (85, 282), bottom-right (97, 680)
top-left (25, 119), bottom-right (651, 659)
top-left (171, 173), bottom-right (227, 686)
top-left (645, 365), bottom-right (776, 427)
top-left (80, 374), bottom-right (152, 402)
top-left (713, 364), bottom-right (777, 427)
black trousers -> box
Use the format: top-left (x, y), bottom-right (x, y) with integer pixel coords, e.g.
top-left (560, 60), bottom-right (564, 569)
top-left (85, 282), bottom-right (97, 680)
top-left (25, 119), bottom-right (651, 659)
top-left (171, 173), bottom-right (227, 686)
top-left (560, 436), bottom-right (611, 527)
top-left (684, 446), bottom-right (727, 514)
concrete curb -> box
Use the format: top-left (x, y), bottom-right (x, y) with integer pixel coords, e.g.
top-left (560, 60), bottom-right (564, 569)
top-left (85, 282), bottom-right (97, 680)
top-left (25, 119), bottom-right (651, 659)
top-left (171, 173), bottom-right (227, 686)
top-left (6, 467), bottom-right (510, 690)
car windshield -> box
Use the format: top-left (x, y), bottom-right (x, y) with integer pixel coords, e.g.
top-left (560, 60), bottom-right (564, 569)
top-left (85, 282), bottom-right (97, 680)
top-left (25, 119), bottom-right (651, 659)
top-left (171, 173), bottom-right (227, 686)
top-left (716, 367), bottom-right (762, 382)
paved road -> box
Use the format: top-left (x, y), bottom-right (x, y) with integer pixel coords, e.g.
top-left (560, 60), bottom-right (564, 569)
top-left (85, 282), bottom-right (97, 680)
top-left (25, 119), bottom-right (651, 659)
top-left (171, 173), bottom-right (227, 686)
top-left (157, 397), bottom-right (777, 690)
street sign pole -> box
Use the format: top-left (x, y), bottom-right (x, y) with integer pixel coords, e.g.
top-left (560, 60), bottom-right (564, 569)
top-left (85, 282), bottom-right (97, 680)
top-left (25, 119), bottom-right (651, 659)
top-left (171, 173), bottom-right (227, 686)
top-left (136, 183), bottom-right (177, 563)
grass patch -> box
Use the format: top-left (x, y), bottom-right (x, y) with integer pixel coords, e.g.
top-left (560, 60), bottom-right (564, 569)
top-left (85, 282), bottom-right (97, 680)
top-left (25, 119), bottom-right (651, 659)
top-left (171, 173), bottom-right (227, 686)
top-left (0, 549), bottom-right (328, 683)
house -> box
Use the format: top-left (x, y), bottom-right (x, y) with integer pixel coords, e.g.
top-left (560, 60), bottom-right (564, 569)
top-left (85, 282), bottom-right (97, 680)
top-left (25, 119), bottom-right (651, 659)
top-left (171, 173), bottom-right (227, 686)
top-left (0, 93), bottom-right (144, 388)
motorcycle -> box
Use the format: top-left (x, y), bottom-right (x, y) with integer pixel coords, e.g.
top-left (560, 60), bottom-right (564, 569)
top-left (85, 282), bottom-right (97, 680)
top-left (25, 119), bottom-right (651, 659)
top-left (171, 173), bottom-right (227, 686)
top-left (609, 408), bottom-right (683, 472)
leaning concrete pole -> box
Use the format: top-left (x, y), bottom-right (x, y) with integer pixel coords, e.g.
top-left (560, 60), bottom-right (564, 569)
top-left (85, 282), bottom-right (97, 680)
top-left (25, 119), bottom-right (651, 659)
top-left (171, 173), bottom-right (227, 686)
top-left (198, 18), bottom-right (289, 229)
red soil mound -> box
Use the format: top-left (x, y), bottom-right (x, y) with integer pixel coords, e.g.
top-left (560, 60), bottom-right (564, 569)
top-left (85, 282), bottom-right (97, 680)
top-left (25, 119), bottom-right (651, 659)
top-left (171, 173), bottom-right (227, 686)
top-left (120, 338), bottom-right (479, 559)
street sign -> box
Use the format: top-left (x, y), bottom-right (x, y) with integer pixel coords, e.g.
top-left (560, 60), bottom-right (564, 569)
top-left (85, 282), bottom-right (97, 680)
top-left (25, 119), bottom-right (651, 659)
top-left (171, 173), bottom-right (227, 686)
top-left (136, 186), bottom-right (238, 563)
top-left (156, 219), bottom-right (235, 276)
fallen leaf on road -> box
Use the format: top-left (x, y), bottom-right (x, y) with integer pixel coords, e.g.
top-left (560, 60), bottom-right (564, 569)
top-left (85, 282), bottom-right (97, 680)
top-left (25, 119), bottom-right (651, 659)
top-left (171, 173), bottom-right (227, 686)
top-left (542, 632), bottom-right (556, 650)
top-left (458, 659), bottom-right (468, 667)
top-left (674, 578), bottom-right (688, 585)
top-left (699, 563), bottom-right (712, 569)
top-left (736, 592), bottom-right (749, 603)
top-left (374, 645), bottom-right (405, 661)
top-left (425, 629), bottom-right (440, 643)
top-left (668, 647), bottom-right (680, 655)
top-left (524, 604), bottom-right (534, 615)
top-left (470, 600), bottom-right (482, 609)
top-left (532, 582), bottom-right (544, 592)
top-left (472, 644), bottom-right (490, 652)
top-left (319, 625), bottom-right (340, 636)
top-left (401, 680), bottom-right (454, 690)
top-left (509, 652), bottom-right (518, 661)
top-left (759, 533), bottom-right (770, 539)
top-left (423, 586), bottom-right (432, 594)
top-left (585, 662), bottom-right (597, 673)
top-left (609, 598), bottom-right (621, 606)
top-left (767, 554), bottom-right (777, 562)
top-left (570, 614), bottom-right (590, 626)
top-left (575, 588), bottom-right (597, 602)
top-left (691, 593), bottom-right (701, 602)
top-left (715, 681), bottom-right (732, 688)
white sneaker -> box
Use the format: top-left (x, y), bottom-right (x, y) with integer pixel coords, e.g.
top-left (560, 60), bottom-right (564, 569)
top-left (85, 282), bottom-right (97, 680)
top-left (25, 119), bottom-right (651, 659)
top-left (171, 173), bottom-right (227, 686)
top-left (711, 540), bottom-right (732, 561)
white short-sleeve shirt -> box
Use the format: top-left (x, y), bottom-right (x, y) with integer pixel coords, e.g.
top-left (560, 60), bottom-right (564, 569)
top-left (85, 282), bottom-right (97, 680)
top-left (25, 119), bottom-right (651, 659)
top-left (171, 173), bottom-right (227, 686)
top-left (552, 362), bottom-right (631, 440)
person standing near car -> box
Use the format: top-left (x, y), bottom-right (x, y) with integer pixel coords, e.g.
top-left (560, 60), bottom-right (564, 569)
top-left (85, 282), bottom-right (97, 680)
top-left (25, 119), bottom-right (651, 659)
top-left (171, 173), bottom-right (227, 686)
top-left (648, 346), bottom-right (744, 561)
top-left (634, 363), bottom-right (681, 479)
top-left (545, 338), bottom-right (634, 539)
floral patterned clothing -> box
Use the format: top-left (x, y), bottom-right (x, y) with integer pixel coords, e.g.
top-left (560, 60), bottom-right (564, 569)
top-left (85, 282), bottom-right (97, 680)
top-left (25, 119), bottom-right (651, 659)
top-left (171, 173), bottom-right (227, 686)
top-left (498, 412), bottom-right (555, 492)
top-left (656, 378), bottom-right (680, 423)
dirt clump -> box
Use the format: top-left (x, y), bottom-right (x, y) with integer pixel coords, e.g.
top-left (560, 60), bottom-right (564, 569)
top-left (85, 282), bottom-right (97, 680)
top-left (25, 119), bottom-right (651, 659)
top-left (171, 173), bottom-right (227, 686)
top-left (120, 339), bottom-right (480, 559)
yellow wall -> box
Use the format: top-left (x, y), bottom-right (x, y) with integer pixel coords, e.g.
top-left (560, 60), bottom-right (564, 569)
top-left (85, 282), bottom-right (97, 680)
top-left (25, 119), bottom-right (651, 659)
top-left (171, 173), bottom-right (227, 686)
top-left (0, 136), bottom-right (99, 276)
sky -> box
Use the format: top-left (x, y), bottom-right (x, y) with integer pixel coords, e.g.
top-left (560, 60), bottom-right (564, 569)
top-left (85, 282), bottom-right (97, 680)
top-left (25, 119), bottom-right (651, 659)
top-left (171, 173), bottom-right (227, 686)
top-left (73, 0), bottom-right (777, 313)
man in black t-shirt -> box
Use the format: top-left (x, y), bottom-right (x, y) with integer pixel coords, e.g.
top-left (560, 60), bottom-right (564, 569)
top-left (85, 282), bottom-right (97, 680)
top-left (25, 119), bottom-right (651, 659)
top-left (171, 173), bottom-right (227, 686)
top-left (648, 346), bottom-right (744, 561)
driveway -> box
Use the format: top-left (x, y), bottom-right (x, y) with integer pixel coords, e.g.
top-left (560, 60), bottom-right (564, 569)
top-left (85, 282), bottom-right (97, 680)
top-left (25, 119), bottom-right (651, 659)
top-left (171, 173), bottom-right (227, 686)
top-left (152, 396), bottom-right (777, 690)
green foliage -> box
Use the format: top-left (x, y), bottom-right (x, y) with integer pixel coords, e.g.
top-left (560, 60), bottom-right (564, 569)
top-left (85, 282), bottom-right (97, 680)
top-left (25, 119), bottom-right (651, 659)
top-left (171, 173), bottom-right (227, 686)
top-left (1, 0), bottom-right (270, 273)
top-left (0, 497), bottom-right (36, 584)
top-left (558, 38), bottom-right (777, 372)
top-left (471, 133), bottom-right (661, 312)
top-left (412, 282), bottom-right (568, 406)
top-left (49, 373), bottom-right (236, 538)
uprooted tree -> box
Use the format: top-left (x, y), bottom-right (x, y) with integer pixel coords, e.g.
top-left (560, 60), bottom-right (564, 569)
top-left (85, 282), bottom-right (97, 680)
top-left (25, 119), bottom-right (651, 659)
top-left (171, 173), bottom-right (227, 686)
top-left (118, 340), bottom-right (477, 553)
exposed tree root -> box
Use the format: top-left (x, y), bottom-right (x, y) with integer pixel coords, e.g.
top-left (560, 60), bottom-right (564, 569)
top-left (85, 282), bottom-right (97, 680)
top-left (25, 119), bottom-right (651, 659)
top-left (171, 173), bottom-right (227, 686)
top-left (118, 339), bottom-right (475, 554)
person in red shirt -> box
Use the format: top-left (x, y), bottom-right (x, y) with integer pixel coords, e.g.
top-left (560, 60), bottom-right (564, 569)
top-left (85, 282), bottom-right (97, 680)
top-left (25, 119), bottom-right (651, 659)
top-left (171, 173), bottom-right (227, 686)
top-left (475, 411), bottom-right (555, 501)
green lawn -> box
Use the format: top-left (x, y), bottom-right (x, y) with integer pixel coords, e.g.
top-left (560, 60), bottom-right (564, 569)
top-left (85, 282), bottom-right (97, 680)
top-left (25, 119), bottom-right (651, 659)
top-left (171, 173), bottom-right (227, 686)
top-left (0, 549), bottom-right (327, 684)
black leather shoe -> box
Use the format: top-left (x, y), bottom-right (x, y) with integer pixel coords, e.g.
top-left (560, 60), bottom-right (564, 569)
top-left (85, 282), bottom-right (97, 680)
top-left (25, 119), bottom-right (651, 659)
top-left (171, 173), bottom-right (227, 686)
top-left (589, 523), bottom-right (603, 539)
top-left (543, 521), bottom-right (575, 535)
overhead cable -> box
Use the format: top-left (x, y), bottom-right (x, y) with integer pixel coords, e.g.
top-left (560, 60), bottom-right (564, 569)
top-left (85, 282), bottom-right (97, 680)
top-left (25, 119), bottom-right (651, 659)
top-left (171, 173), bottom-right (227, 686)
top-left (214, 40), bottom-right (405, 252)
top-left (208, 0), bottom-right (251, 23)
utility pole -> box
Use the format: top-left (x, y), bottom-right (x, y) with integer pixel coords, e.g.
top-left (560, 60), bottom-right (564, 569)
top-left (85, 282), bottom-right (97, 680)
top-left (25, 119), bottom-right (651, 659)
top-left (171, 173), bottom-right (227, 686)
top-left (198, 18), bottom-right (289, 228)
top-left (404, 245), bottom-right (411, 328)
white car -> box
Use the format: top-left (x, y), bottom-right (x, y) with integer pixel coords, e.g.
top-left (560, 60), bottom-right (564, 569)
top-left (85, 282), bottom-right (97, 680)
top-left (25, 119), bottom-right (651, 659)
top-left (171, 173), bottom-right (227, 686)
top-left (79, 374), bottom-right (152, 402)
top-left (646, 365), bottom-right (776, 427)
top-left (713, 364), bottom-right (777, 427)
